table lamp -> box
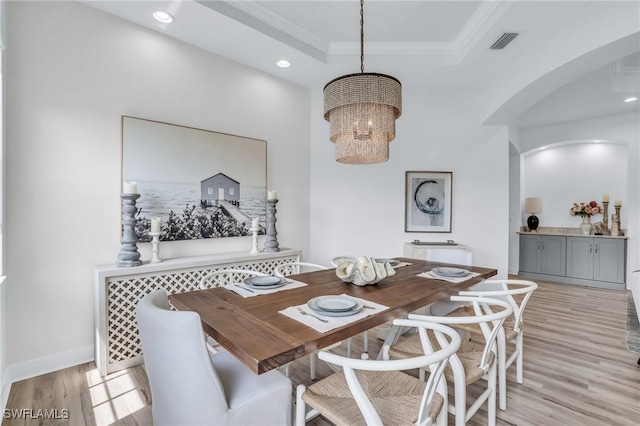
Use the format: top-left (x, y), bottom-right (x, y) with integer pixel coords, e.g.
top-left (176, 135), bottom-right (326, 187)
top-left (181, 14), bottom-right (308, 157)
top-left (524, 197), bottom-right (543, 232)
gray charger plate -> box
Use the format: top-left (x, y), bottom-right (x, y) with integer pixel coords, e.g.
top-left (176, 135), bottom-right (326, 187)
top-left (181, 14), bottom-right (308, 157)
top-left (307, 296), bottom-right (364, 317)
top-left (431, 267), bottom-right (471, 277)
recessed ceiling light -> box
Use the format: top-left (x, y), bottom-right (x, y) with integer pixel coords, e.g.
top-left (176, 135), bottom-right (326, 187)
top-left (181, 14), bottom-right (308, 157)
top-left (593, 140), bottom-right (601, 143)
top-left (276, 60), bottom-right (291, 68)
top-left (624, 96), bottom-right (638, 103)
top-left (540, 146), bottom-right (546, 150)
top-left (153, 11), bottom-right (174, 24)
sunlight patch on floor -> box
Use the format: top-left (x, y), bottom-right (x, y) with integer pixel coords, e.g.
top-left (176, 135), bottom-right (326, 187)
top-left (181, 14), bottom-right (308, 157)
top-left (86, 368), bottom-right (146, 424)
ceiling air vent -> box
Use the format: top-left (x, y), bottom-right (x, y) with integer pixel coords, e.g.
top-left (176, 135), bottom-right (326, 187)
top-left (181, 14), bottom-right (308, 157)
top-left (490, 32), bottom-right (519, 50)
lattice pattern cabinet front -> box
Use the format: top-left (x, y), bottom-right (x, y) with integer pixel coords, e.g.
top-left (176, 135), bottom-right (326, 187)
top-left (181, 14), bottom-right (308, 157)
top-left (94, 249), bottom-right (300, 376)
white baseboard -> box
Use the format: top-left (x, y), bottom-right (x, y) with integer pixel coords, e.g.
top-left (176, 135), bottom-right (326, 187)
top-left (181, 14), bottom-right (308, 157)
top-left (1, 372), bottom-right (11, 414)
top-left (5, 345), bottom-right (94, 385)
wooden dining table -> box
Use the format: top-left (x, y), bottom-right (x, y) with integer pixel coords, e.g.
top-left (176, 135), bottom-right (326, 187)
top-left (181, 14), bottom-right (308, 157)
top-left (169, 257), bottom-right (497, 374)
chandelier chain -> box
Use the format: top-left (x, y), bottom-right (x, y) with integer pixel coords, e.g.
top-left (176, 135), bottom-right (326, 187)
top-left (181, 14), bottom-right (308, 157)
top-left (360, 0), bottom-right (364, 73)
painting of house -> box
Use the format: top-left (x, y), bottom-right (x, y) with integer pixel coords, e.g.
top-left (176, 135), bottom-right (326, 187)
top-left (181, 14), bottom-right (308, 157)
top-left (201, 173), bottom-right (240, 207)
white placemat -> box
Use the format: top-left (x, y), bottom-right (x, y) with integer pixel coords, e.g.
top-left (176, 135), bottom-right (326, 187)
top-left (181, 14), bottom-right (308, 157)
top-left (417, 271), bottom-right (481, 283)
top-left (229, 279), bottom-right (307, 298)
top-left (279, 294), bottom-right (388, 333)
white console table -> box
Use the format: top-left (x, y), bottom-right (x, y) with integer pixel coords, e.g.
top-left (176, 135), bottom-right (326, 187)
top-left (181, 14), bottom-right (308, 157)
top-left (94, 248), bottom-right (301, 376)
top-left (403, 242), bottom-right (472, 264)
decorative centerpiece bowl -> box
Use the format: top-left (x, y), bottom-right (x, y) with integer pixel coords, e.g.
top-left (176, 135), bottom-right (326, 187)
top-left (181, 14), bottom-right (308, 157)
top-left (335, 256), bottom-right (396, 286)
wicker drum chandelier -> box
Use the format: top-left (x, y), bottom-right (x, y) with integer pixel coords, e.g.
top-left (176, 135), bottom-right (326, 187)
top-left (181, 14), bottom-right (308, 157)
top-left (323, 0), bottom-right (402, 164)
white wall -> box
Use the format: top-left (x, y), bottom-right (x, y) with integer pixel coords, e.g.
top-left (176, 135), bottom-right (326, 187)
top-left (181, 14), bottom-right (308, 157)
top-left (483, 1), bottom-right (640, 125)
top-left (523, 142), bottom-right (628, 228)
top-left (518, 112), bottom-right (639, 302)
top-left (4, 1), bottom-right (310, 378)
top-left (309, 87), bottom-right (511, 277)
top-left (508, 142), bottom-right (521, 274)
top-left (0, 0), bottom-right (7, 408)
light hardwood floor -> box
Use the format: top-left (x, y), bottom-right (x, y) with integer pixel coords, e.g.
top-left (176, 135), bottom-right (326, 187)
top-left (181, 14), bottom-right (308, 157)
top-left (3, 277), bottom-right (639, 426)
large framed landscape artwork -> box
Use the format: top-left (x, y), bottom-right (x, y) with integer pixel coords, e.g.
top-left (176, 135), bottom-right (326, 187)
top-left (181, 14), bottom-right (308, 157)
top-left (405, 171), bottom-right (452, 233)
top-left (122, 116), bottom-right (267, 242)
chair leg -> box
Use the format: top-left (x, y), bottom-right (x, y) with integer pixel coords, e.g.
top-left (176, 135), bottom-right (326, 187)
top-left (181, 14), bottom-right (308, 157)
top-left (516, 333), bottom-right (524, 384)
top-left (363, 331), bottom-right (369, 354)
top-left (453, 371), bottom-right (466, 426)
top-left (498, 335), bottom-right (507, 410)
top-left (436, 377), bottom-right (448, 426)
top-left (347, 338), bottom-right (352, 357)
top-left (295, 385), bottom-right (306, 426)
top-left (310, 352), bottom-right (317, 380)
top-left (488, 364), bottom-right (497, 426)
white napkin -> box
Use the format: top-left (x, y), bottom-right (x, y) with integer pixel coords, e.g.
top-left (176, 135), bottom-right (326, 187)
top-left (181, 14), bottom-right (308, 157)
top-left (279, 294), bottom-right (388, 333)
top-left (393, 261), bottom-right (412, 268)
top-left (417, 271), bottom-right (481, 283)
top-left (229, 279), bottom-right (307, 298)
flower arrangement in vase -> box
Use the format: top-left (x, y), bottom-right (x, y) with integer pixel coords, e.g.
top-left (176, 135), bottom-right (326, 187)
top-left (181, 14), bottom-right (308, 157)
top-left (569, 201), bottom-right (602, 235)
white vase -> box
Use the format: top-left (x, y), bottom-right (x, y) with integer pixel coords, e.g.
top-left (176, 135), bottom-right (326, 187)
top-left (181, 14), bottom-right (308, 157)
top-left (580, 216), bottom-right (592, 235)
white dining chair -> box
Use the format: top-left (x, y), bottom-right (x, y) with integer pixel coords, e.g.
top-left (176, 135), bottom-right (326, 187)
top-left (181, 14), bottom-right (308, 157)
top-left (384, 296), bottom-right (513, 426)
top-left (330, 255), bottom-right (357, 267)
top-left (448, 279), bottom-right (538, 410)
top-left (199, 268), bottom-right (268, 290)
top-left (296, 319), bottom-right (461, 426)
top-left (275, 262), bottom-right (331, 378)
top-left (328, 256), bottom-right (376, 358)
top-left (275, 261), bottom-right (367, 380)
top-left (136, 289), bottom-right (292, 426)
top-left (274, 262), bottom-right (330, 278)
top-left (199, 268), bottom-right (268, 353)
top-left (426, 249), bottom-right (473, 316)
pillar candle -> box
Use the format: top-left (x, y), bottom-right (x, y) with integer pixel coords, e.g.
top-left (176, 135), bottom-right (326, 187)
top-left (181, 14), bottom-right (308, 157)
top-left (267, 189), bottom-right (277, 200)
top-left (123, 181), bottom-right (138, 194)
top-left (602, 194), bottom-right (609, 202)
top-left (252, 218), bottom-right (259, 229)
top-left (151, 217), bottom-right (161, 233)
top-left (614, 200), bottom-right (621, 207)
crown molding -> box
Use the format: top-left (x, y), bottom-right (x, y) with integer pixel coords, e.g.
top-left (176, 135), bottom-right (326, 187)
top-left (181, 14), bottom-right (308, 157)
top-left (198, 0), bottom-right (509, 63)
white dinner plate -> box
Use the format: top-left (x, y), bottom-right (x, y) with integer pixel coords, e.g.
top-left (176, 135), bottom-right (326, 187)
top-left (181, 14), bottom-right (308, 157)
top-left (244, 276), bottom-right (284, 287)
top-left (307, 296), bottom-right (364, 317)
top-left (431, 267), bottom-right (470, 277)
top-left (314, 296), bottom-right (358, 312)
top-left (375, 258), bottom-right (400, 267)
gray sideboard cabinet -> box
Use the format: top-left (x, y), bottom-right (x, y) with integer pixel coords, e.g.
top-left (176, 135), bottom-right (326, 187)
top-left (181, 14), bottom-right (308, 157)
top-left (518, 233), bottom-right (626, 290)
top-left (566, 237), bottom-right (625, 284)
top-left (519, 234), bottom-right (566, 276)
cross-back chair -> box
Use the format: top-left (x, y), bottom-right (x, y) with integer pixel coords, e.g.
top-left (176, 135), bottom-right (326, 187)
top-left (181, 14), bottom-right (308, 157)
top-left (199, 268), bottom-right (268, 290)
top-left (384, 296), bottom-right (513, 426)
top-left (448, 279), bottom-right (538, 410)
top-left (296, 319), bottom-right (462, 426)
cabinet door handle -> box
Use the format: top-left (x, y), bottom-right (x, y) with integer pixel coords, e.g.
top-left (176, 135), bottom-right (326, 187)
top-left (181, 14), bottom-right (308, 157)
top-left (542, 243), bottom-right (545, 250)
top-left (589, 244), bottom-right (592, 253)
top-left (595, 244), bottom-right (598, 254)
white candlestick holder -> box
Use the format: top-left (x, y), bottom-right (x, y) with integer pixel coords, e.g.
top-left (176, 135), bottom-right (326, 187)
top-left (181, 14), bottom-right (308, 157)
top-left (148, 232), bottom-right (162, 263)
top-left (250, 228), bottom-right (260, 254)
